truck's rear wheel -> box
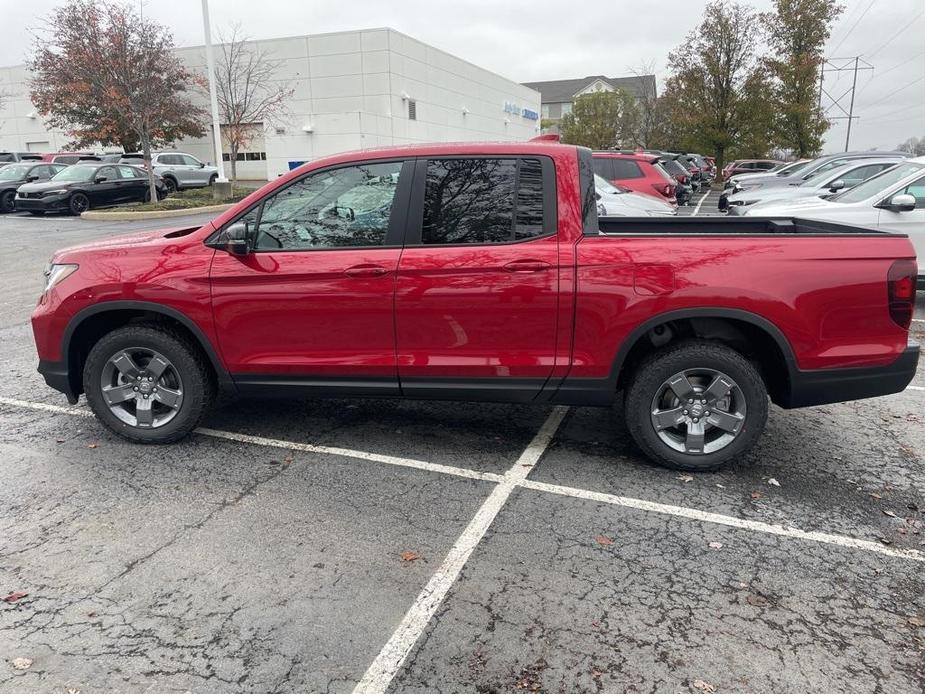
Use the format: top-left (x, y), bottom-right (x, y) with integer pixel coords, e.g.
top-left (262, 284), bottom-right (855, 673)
top-left (83, 325), bottom-right (214, 443)
top-left (624, 340), bottom-right (768, 471)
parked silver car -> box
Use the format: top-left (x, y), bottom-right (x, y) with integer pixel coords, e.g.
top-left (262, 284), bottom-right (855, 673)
top-left (120, 152), bottom-right (218, 193)
top-left (595, 175), bottom-right (677, 216)
top-left (726, 158), bottom-right (902, 214)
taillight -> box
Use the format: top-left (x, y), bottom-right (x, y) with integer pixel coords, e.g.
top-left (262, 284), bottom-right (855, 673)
top-left (888, 259), bottom-right (917, 328)
top-left (655, 183), bottom-right (672, 197)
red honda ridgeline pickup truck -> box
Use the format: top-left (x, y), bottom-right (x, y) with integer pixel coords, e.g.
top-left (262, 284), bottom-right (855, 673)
top-left (32, 142), bottom-right (919, 471)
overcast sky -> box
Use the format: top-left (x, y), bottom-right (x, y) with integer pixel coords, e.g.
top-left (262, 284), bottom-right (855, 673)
top-left (3, 0), bottom-right (923, 153)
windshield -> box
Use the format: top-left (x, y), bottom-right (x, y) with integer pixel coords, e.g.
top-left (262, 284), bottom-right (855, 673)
top-left (594, 174), bottom-right (621, 194)
top-left (775, 160), bottom-right (810, 176)
top-left (0, 164), bottom-right (31, 180)
top-left (51, 165), bottom-right (97, 182)
top-left (829, 162), bottom-right (925, 203)
top-left (801, 164), bottom-right (847, 186)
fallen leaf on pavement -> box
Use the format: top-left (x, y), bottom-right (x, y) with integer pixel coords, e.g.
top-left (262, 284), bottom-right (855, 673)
top-left (883, 510), bottom-right (899, 518)
top-left (708, 541), bottom-right (723, 549)
top-left (767, 478), bottom-right (780, 487)
top-left (11, 657), bottom-right (32, 670)
top-left (870, 492), bottom-right (883, 500)
top-left (879, 537), bottom-right (893, 545)
top-left (55, 438), bottom-right (65, 443)
top-left (87, 443), bottom-right (98, 449)
top-left (399, 551), bottom-right (420, 562)
top-left (750, 491), bottom-right (762, 500)
top-left (746, 593), bottom-right (769, 607)
top-left (692, 679), bottom-right (716, 693)
top-left (595, 535), bottom-right (614, 546)
top-left (715, 483), bottom-right (725, 489)
top-left (2, 592), bottom-right (27, 603)
top-left (908, 615), bottom-right (924, 628)
top-left (677, 475), bottom-right (694, 482)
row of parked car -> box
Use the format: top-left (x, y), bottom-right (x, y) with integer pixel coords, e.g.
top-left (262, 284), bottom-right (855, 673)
top-left (591, 150), bottom-right (715, 211)
top-left (0, 151), bottom-right (220, 214)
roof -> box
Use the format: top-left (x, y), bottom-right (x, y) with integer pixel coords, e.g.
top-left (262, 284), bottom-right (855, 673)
top-left (521, 75), bottom-right (656, 103)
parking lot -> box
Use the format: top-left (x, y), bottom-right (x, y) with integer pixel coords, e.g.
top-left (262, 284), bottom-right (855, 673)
top-left (1, 206), bottom-right (924, 693)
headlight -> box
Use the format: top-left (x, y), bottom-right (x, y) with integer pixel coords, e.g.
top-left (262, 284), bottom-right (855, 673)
top-left (42, 263), bottom-right (78, 293)
top-left (42, 189), bottom-right (69, 197)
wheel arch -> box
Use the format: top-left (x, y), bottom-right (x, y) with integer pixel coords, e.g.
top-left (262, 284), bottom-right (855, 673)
top-left (610, 307), bottom-right (797, 406)
top-left (61, 301), bottom-right (233, 398)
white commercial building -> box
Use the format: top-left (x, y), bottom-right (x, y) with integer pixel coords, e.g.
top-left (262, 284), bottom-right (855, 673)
top-left (0, 28), bottom-right (542, 179)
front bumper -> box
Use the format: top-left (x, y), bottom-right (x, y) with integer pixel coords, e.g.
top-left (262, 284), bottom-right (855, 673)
top-left (15, 194), bottom-right (69, 212)
top-left (781, 344), bottom-right (920, 408)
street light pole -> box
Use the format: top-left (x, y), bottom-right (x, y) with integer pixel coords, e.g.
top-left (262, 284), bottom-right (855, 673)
top-left (201, 0), bottom-right (231, 196)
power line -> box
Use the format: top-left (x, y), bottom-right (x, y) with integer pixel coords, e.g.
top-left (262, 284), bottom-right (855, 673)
top-left (864, 72), bottom-right (925, 111)
top-left (829, 0), bottom-right (876, 55)
top-left (865, 5), bottom-right (925, 59)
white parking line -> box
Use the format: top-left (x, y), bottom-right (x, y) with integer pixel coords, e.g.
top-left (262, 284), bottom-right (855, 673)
top-left (520, 479), bottom-right (925, 564)
top-left (907, 385), bottom-right (925, 391)
top-left (691, 189), bottom-right (711, 216)
top-left (352, 406), bottom-right (569, 694)
top-left (913, 318), bottom-right (925, 324)
top-left (0, 396), bottom-right (500, 483)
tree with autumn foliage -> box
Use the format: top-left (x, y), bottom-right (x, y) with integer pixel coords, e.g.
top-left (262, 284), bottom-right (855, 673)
top-left (29, 0), bottom-right (206, 200)
top-left (559, 89), bottom-right (640, 150)
top-left (214, 26), bottom-right (293, 181)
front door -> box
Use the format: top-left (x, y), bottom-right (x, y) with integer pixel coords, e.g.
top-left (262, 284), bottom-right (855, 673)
top-left (878, 173), bottom-right (925, 271)
top-left (88, 165), bottom-right (121, 206)
top-left (210, 159), bottom-right (412, 394)
top-left (394, 156), bottom-right (560, 400)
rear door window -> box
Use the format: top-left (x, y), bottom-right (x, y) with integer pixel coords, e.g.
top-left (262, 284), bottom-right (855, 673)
top-left (611, 159), bottom-right (643, 179)
top-left (592, 158), bottom-right (615, 180)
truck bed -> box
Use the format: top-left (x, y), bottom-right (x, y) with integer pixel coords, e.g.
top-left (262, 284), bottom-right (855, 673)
top-left (596, 216), bottom-right (894, 236)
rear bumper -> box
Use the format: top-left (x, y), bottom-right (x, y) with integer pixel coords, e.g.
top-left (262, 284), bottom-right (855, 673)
top-left (781, 344), bottom-right (920, 408)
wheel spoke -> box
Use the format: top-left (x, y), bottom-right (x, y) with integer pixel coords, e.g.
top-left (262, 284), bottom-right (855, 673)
top-left (111, 351), bottom-right (143, 380)
top-left (146, 355), bottom-right (171, 380)
top-left (685, 421), bottom-right (705, 453)
top-left (707, 409), bottom-right (744, 434)
top-left (102, 383), bottom-right (136, 405)
top-left (667, 374), bottom-right (697, 402)
top-left (153, 386), bottom-right (181, 409)
top-left (704, 374), bottom-right (734, 403)
top-left (652, 406), bottom-right (685, 431)
top-left (135, 397), bottom-right (154, 427)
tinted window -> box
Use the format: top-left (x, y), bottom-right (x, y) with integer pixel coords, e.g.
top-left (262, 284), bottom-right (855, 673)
top-left (842, 163), bottom-right (892, 186)
top-left (97, 166), bottom-right (117, 180)
top-left (421, 158), bottom-right (549, 245)
top-left (611, 159), bottom-right (643, 179)
top-left (180, 155), bottom-right (201, 166)
top-left (0, 154), bottom-right (14, 162)
top-left (119, 165), bottom-right (141, 178)
top-left (592, 158), bottom-right (614, 180)
top-left (831, 163), bottom-right (925, 203)
top-left (247, 161), bottom-right (403, 251)
top-left (158, 154), bottom-right (180, 166)
top-left (756, 161), bottom-right (777, 170)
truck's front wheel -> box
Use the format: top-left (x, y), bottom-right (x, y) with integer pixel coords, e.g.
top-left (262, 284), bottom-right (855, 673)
top-left (83, 325), bottom-right (214, 443)
top-left (624, 341), bottom-right (768, 471)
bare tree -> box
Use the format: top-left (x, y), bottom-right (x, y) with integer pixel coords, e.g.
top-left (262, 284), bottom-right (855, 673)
top-left (628, 62), bottom-right (660, 148)
top-left (214, 26), bottom-right (293, 181)
top-left (30, 0), bottom-right (205, 201)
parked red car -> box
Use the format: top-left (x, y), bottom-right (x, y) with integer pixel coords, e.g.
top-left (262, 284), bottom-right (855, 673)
top-left (32, 142), bottom-right (918, 471)
top-left (721, 159), bottom-right (783, 180)
top-left (39, 152), bottom-right (95, 165)
top-left (592, 152), bottom-right (677, 203)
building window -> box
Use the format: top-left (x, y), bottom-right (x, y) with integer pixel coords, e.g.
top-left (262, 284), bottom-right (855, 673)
top-left (408, 99), bottom-right (417, 120)
top-left (541, 104), bottom-right (549, 119)
top-left (222, 152), bottom-right (267, 161)
top-left (561, 102), bottom-right (572, 116)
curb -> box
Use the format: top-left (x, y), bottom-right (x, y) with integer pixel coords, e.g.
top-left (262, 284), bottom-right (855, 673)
top-left (80, 203), bottom-right (234, 221)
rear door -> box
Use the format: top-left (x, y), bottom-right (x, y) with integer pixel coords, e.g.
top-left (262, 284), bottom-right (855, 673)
top-left (394, 156), bottom-right (559, 399)
top-left (118, 165), bottom-right (149, 201)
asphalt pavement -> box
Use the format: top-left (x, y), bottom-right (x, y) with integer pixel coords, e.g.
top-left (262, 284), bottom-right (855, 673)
top-left (0, 204), bottom-right (923, 693)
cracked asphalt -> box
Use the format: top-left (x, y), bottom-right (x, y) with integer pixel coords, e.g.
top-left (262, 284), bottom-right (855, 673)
top-left (1, 209), bottom-right (923, 693)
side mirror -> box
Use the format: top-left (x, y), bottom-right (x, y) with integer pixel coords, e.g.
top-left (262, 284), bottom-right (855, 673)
top-left (199, 162), bottom-right (205, 168)
top-left (882, 193), bottom-right (917, 212)
top-left (828, 179), bottom-right (845, 193)
top-left (26, 175), bottom-right (39, 182)
top-left (208, 221), bottom-right (254, 256)
top-left (95, 176), bottom-right (108, 183)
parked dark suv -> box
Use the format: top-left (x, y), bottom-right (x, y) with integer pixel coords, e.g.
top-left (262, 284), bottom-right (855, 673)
top-left (0, 162), bottom-right (68, 212)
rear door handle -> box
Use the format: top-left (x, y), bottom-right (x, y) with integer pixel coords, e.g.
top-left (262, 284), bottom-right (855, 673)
top-left (344, 264), bottom-right (389, 278)
top-left (503, 259), bottom-right (552, 273)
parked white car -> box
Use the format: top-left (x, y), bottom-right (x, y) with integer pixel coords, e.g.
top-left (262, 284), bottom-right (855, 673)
top-left (727, 158), bottom-right (902, 214)
top-left (596, 175), bottom-right (676, 216)
top-left (743, 157), bottom-right (925, 285)
top-left (120, 152), bottom-right (219, 194)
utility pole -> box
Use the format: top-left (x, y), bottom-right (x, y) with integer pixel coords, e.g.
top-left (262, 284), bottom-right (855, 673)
top-left (819, 57), bottom-right (874, 152)
top-left (201, 0), bottom-right (231, 197)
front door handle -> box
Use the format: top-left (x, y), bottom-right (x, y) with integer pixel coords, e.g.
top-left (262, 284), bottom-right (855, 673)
top-left (344, 264), bottom-right (389, 278)
top-left (503, 259), bottom-right (552, 273)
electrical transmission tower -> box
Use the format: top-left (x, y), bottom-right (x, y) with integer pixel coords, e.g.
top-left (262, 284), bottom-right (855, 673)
top-left (818, 57), bottom-right (874, 151)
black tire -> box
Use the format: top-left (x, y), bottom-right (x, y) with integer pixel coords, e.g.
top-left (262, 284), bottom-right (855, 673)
top-left (83, 324), bottom-right (215, 443)
top-left (163, 177), bottom-right (178, 194)
top-left (208, 174), bottom-right (217, 186)
top-left (69, 192), bottom-right (90, 216)
top-left (624, 340), bottom-right (768, 471)
top-left (0, 190), bottom-right (15, 213)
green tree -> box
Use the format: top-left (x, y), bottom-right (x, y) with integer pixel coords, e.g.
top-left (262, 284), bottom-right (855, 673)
top-left (660, 0), bottom-right (767, 172)
top-left (559, 89), bottom-right (640, 150)
top-left (766, 0), bottom-right (843, 157)
top-left (30, 0), bottom-right (205, 200)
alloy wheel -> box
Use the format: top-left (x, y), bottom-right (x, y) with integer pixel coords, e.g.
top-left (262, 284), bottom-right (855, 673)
top-left (99, 347), bottom-right (184, 428)
top-left (649, 368), bottom-right (747, 455)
